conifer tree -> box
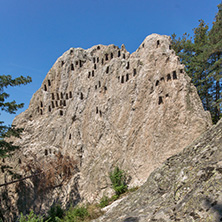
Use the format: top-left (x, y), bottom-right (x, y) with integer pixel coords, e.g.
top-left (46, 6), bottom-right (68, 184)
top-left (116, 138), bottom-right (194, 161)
top-left (172, 21), bottom-right (212, 111)
top-left (0, 75), bottom-right (32, 158)
top-left (208, 3), bottom-right (222, 123)
top-left (171, 3), bottom-right (222, 123)
top-left (192, 20), bottom-right (213, 112)
top-left (171, 33), bottom-right (194, 79)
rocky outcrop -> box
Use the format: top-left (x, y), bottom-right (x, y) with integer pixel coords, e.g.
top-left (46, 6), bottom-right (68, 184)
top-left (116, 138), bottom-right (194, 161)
top-left (94, 118), bottom-right (222, 222)
top-left (0, 34), bottom-right (212, 220)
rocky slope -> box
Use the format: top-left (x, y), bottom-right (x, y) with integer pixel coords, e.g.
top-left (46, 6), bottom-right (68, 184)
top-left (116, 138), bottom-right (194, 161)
top-left (95, 118), bottom-right (222, 222)
top-left (0, 34), bottom-right (212, 220)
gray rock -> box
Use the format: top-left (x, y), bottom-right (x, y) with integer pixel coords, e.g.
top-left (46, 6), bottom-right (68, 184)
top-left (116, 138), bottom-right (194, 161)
top-left (94, 118), bottom-right (222, 221)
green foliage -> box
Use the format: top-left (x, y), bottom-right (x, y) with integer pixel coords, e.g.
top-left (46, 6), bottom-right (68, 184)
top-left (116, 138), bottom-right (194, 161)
top-left (110, 194), bottom-right (119, 201)
top-left (109, 166), bottom-right (128, 196)
top-left (0, 74), bottom-right (31, 158)
top-left (62, 206), bottom-right (89, 222)
top-left (16, 185), bottom-right (139, 221)
top-left (0, 74), bottom-right (31, 221)
top-left (171, 3), bottom-right (222, 124)
top-left (98, 194), bottom-right (119, 208)
top-left (17, 203), bottom-right (104, 222)
top-left (19, 210), bottom-right (44, 222)
top-left (0, 75), bottom-right (32, 115)
top-left (208, 3), bottom-right (222, 123)
top-left (98, 196), bottom-right (109, 208)
top-left (46, 205), bottom-right (64, 222)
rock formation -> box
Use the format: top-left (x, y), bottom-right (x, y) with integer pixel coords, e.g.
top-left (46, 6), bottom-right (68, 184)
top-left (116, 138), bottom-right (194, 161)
top-left (0, 34), bottom-right (212, 220)
top-left (94, 118), bottom-right (222, 222)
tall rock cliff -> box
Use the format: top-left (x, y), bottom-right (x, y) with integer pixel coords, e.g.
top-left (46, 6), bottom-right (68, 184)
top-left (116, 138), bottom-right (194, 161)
top-left (0, 34), bottom-right (212, 219)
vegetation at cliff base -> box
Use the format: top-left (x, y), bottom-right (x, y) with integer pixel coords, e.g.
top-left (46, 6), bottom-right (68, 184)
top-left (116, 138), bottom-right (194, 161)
top-left (19, 210), bottom-right (45, 222)
top-left (18, 205), bottom-right (102, 222)
top-left (17, 166), bottom-right (134, 221)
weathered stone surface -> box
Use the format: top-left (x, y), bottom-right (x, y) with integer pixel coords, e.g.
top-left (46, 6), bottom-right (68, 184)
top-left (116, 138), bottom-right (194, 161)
top-left (94, 118), bottom-right (222, 222)
top-left (0, 34), bottom-right (212, 220)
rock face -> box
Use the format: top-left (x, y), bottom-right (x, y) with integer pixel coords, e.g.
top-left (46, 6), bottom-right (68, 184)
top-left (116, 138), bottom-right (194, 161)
top-left (94, 118), bottom-right (222, 222)
top-left (0, 34), bottom-right (212, 219)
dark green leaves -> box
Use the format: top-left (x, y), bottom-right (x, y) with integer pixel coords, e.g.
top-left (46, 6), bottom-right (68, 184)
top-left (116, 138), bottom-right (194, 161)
top-left (109, 166), bottom-right (128, 196)
top-left (171, 4), bottom-right (222, 124)
top-left (0, 74), bottom-right (31, 158)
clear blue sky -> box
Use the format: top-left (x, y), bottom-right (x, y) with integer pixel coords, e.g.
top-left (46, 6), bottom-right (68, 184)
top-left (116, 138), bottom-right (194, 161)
top-left (0, 0), bottom-right (220, 125)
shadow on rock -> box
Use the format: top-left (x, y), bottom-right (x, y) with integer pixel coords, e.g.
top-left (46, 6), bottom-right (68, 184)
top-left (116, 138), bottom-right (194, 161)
top-left (123, 217), bottom-right (140, 222)
top-left (204, 197), bottom-right (222, 221)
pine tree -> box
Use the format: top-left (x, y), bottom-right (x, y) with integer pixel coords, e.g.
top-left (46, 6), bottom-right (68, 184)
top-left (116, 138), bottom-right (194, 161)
top-left (0, 74), bottom-right (32, 158)
top-left (171, 21), bottom-right (213, 112)
top-left (192, 20), bottom-right (213, 112)
top-left (171, 3), bottom-right (222, 123)
top-left (171, 32), bottom-right (195, 79)
top-left (208, 3), bottom-right (222, 123)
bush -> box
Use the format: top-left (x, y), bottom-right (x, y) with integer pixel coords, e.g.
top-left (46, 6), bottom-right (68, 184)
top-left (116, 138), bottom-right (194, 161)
top-left (62, 206), bottom-right (89, 222)
top-left (46, 205), bottom-right (64, 222)
top-left (19, 210), bottom-right (44, 222)
top-left (109, 166), bottom-right (128, 196)
top-left (98, 194), bottom-right (119, 208)
top-left (98, 196), bottom-right (109, 208)
top-left (21, 152), bottom-right (76, 193)
top-left (110, 194), bottom-right (119, 201)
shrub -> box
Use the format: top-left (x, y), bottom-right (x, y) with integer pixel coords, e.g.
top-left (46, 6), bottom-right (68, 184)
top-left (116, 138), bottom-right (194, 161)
top-left (62, 206), bottom-right (89, 222)
top-left (98, 194), bottom-right (119, 208)
top-left (46, 204), bottom-right (64, 222)
top-left (21, 152), bottom-right (76, 192)
top-left (110, 194), bottom-right (119, 201)
top-left (19, 210), bottom-right (44, 222)
top-left (98, 196), bottom-right (109, 208)
top-left (109, 166), bottom-right (128, 196)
